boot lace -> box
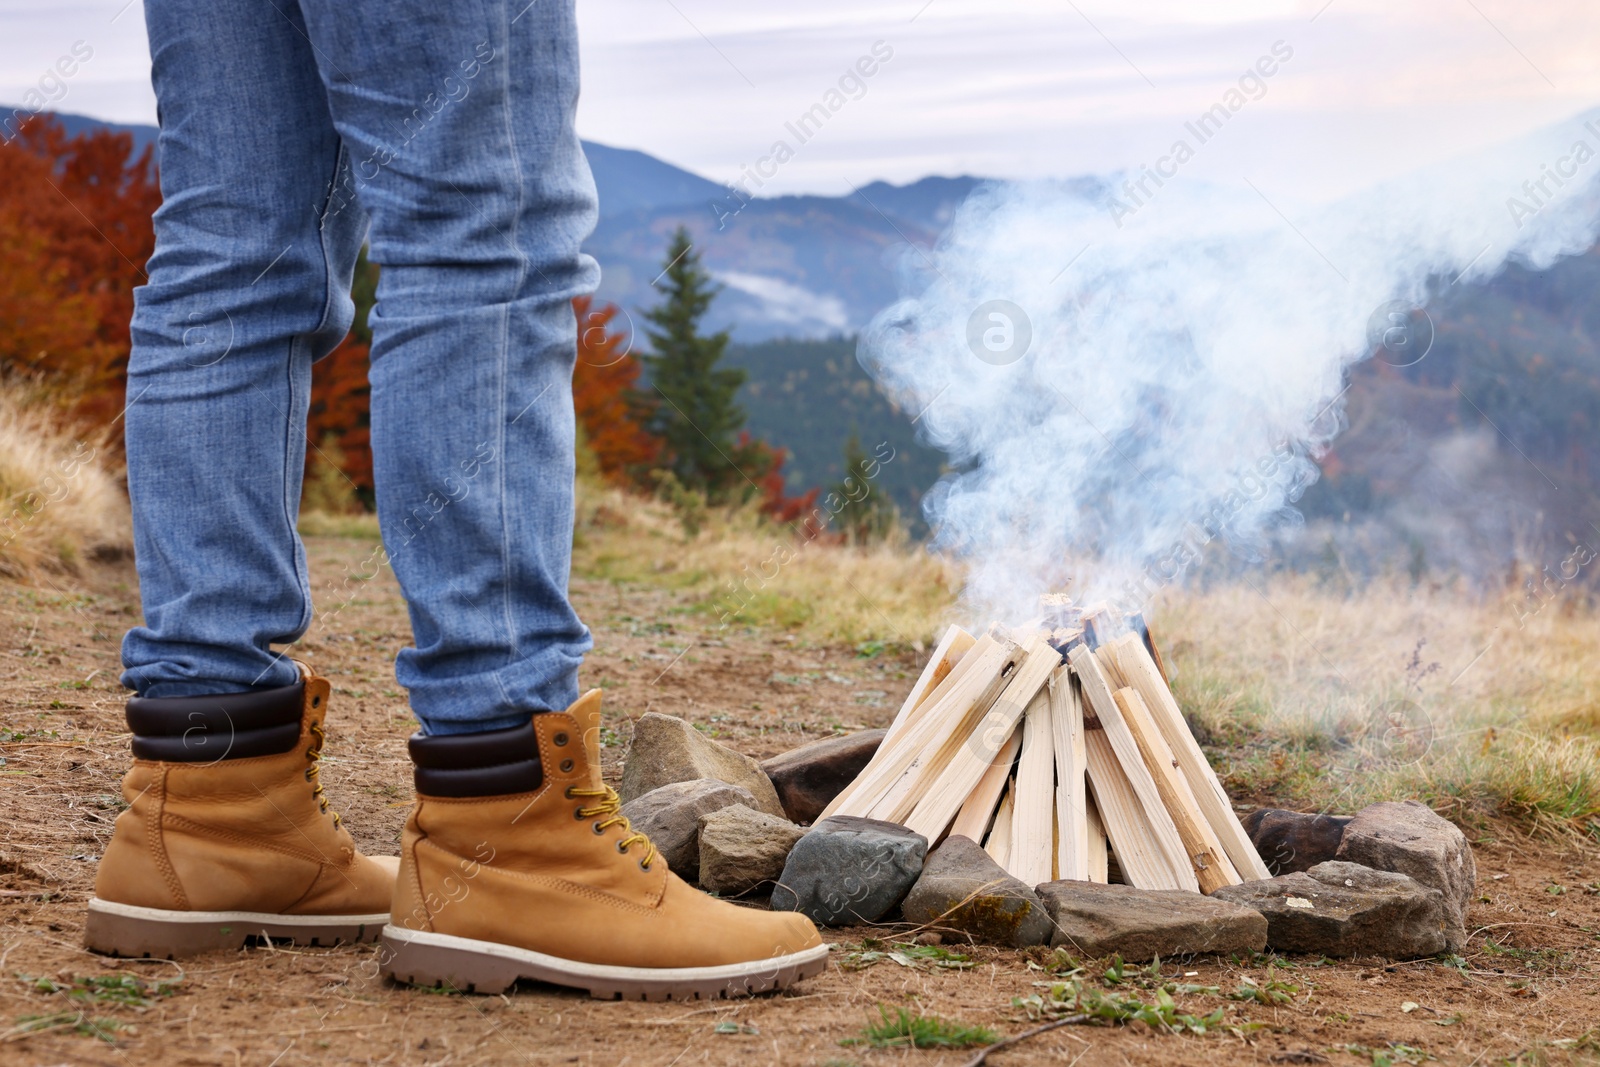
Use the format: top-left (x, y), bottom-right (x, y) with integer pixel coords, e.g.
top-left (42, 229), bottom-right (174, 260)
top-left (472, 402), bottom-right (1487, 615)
top-left (305, 722), bottom-right (343, 829)
top-left (567, 785), bottom-right (657, 871)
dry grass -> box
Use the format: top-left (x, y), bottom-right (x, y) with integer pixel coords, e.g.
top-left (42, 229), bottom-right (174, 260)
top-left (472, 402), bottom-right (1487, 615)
top-left (571, 480), bottom-right (960, 649)
top-left (1163, 575), bottom-right (1600, 834)
top-left (0, 390), bottom-right (129, 577)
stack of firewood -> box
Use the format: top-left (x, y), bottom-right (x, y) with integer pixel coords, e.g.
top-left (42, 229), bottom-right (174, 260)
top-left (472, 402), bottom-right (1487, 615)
top-left (823, 602), bottom-right (1269, 891)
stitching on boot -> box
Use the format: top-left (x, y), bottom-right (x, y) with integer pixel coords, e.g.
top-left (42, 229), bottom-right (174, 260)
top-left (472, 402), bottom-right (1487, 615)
top-left (162, 812), bottom-right (331, 868)
top-left (404, 838), bottom-right (433, 933)
top-left (413, 839), bottom-right (662, 919)
top-left (148, 770), bottom-right (189, 910)
top-left (280, 864), bottom-right (338, 915)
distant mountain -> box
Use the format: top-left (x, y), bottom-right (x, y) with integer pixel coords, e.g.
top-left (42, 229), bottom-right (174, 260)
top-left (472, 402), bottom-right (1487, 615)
top-left (580, 141), bottom-right (725, 220)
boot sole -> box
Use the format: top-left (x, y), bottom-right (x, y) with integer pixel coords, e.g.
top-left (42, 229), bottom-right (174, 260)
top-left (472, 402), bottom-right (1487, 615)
top-left (381, 925), bottom-right (829, 1000)
top-left (84, 898), bottom-right (388, 958)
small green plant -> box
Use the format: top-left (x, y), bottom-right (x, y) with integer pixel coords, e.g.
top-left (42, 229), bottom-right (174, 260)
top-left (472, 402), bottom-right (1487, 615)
top-left (1335, 1043), bottom-right (1431, 1066)
top-left (839, 939), bottom-right (974, 972)
top-left (712, 1020), bottom-right (759, 1035)
top-left (1229, 977), bottom-right (1299, 1005)
top-left (843, 1006), bottom-right (996, 1050)
top-left (28, 974), bottom-right (178, 1008)
top-left (1017, 981), bottom-right (1235, 1035)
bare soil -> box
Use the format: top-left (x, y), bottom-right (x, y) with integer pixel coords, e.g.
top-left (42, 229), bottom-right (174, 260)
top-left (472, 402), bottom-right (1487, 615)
top-left (0, 536), bottom-right (1596, 1066)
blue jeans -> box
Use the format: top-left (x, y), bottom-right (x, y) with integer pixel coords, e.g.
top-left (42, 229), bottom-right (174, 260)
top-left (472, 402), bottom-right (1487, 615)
top-left (121, 0), bottom-right (598, 734)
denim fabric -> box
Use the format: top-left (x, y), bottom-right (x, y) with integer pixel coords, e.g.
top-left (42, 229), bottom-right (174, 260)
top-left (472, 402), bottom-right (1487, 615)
top-left (122, 0), bottom-right (598, 733)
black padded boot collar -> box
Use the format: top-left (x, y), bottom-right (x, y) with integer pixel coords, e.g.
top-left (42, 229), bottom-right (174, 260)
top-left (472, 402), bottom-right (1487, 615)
top-left (126, 683), bottom-right (304, 762)
top-left (408, 719), bottom-right (542, 797)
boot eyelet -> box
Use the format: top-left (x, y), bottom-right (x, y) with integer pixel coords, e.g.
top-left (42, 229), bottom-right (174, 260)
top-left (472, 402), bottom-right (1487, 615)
top-left (564, 786), bottom-right (577, 799)
top-left (553, 732), bottom-right (569, 746)
top-left (304, 769), bottom-right (313, 782)
top-left (616, 840), bottom-right (629, 854)
top-left (592, 821), bottom-right (605, 835)
top-left (312, 695), bottom-right (322, 708)
top-left (559, 759), bottom-right (574, 773)
top-left (639, 858), bottom-right (652, 872)
top-left (573, 808), bottom-right (587, 821)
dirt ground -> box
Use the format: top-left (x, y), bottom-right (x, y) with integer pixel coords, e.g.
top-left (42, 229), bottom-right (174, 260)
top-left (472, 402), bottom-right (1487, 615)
top-left (0, 534), bottom-right (1596, 1066)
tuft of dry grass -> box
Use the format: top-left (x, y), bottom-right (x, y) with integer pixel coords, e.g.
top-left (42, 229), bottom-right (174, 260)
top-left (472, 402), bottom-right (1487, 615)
top-left (0, 390), bottom-right (129, 577)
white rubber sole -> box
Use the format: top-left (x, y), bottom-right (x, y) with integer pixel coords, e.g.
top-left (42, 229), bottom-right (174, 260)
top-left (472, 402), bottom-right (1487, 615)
top-left (380, 925), bottom-right (830, 1000)
top-left (85, 897), bottom-right (388, 958)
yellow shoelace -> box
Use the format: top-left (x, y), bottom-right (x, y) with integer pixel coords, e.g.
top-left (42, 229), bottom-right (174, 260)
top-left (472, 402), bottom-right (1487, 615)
top-left (568, 785), bottom-right (657, 870)
top-left (305, 722), bottom-right (344, 829)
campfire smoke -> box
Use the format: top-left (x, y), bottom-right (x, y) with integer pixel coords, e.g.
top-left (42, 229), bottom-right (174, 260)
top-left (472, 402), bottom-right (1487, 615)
top-left (860, 109), bottom-right (1600, 625)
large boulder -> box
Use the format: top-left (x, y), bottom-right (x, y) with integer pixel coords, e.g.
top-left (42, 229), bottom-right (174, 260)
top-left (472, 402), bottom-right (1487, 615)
top-left (1242, 809), bottom-right (1352, 875)
top-left (697, 805), bottom-right (806, 896)
top-left (619, 713), bottom-right (784, 817)
top-left (760, 729), bottom-right (886, 825)
top-left (1035, 880), bottom-right (1266, 960)
top-left (1335, 800), bottom-right (1474, 950)
top-left (1211, 860), bottom-right (1452, 958)
top-left (770, 816), bottom-right (927, 925)
top-left (620, 779), bottom-right (759, 882)
top-left (900, 836), bottom-right (1052, 947)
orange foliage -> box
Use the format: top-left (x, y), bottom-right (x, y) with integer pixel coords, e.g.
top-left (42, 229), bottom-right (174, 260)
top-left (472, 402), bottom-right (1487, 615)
top-left (306, 336), bottom-right (374, 495)
top-left (572, 295), bottom-right (660, 479)
top-left (0, 115), bottom-right (158, 426)
top-left (736, 431), bottom-right (821, 531)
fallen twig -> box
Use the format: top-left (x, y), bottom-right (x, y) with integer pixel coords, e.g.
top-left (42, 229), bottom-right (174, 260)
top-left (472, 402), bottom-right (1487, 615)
top-left (960, 1014), bottom-right (1090, 1066)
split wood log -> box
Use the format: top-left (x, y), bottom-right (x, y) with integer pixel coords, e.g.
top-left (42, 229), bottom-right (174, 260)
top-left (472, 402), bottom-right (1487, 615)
top-left (1069, 644), bottom-right (1196, 892)
top-left (948, 725), bottom-right (1021, 843)
top-left (984, 780), bottom-right (1014, 869)
top-left (902, 637), bottom-right (1059, 841)
top-left (1103, 634), bottom-right (1270, 880)
top-left (821, 634), bottom-right (1009, 820)
top-left (1084, 795), bottom-right (1109, 883)
top-left (877, 625), bottom-right (976, 754)
top-left (1008, 688), bottom-right (1055, 886)
top-left (1082, 722), bottom-right (1188, 890)
top-left (868, 643), bottom-right (1022, 823)
top-left (1048, 665), bottom-right (1088, 882)
top-left (1111, 686), bottom-right (1238, 893)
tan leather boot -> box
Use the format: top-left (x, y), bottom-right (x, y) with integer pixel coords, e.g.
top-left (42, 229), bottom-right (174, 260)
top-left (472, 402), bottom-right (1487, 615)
top-left (382, 690), bottom-right (826, 1000)
top-left (85, 668), bottom-right (397, 957)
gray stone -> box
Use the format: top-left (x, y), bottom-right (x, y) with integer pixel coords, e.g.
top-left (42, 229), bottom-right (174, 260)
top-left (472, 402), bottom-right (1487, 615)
top-left (620, 779), bottom-right (759, 883)
top-left (1336, 800), bottom-right (1474, 950)
top-left (697, 804), bottom-right (806, 896)
top-left (1211, 860), bottom-right (1451, 958)
top-left (1242, 809), bottom-right (1353, 875)
top-left (1035, 880), bottom-right (1267, 960)
top-left (619, 713), bottom-right (784, 817)
top-left (900, 836), bottom-right (1052, 947)
top-left (760, 729), bottom-right (886, 825)
top-left (770, 816), bottom-right (927, 925)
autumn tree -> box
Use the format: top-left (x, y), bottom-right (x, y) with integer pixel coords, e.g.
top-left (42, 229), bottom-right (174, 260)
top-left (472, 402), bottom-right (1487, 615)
top-left (0, 115), bottom-right (158, 425)
top-left (572, 295), bottom-right (660, 481)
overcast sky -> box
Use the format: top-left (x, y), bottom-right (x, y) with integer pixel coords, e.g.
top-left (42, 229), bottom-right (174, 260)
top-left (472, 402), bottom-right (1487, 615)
top-left (5, 0), bottom-right (1598, 204)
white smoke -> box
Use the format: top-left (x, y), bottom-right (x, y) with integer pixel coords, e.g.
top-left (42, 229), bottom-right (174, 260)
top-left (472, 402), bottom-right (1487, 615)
top-left (860, 108), bottom-right (1600, 625)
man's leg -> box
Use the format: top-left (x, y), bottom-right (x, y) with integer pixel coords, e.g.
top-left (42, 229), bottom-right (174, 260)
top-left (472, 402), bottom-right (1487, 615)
top-left (296, 0), bottom-right (595, 735)
top-left (120, 0), bottom-right (365, 696)
top-left (292, 0), bottom-right (825, 999)
top-left (87, 0), bottom-right (394, 959)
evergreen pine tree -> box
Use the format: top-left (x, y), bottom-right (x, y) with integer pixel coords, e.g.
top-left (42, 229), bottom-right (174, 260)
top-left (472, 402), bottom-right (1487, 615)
top-left (641, 228), bottom-right (750, 503)
top-left (830, 430), bottom-right (897, 543)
